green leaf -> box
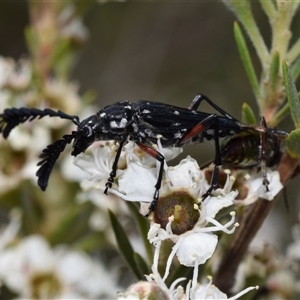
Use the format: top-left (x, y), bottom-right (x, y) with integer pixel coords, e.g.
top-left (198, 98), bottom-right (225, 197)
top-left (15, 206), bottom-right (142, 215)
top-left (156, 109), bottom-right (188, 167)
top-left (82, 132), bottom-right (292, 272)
top-left (286, 129), bottom-right (300, 159)
top-left (126, 202), bottom-right (153, 263)
top-left (234, 22), bottom-right (261, 100)
top-left (269, 52), bottom-right (280, 91)
top-left (134, 252), bottom-right (150, 276)
top-left (259, 0), bottom-right (276, 21)
top-left (108, 209), bottom-right (144, 280)
top-left (291, 55), bottom-right (300, 81)
top-left (227, 2), bottom-right (269, 64)
top-left (282, 61), bottom-right (300, 128)
top-left (242, 102), bottom-right (257, 125)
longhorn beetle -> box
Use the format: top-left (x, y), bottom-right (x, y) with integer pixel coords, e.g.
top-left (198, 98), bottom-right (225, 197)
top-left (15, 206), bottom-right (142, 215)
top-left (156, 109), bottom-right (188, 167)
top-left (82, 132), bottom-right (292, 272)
top-left (0, 94), bottom-right (288, 216)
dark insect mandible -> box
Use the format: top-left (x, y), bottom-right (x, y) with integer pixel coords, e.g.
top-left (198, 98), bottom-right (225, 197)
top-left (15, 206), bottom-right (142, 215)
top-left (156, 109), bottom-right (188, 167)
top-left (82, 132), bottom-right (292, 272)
top-left (0, 94), bottom-right (288, 216)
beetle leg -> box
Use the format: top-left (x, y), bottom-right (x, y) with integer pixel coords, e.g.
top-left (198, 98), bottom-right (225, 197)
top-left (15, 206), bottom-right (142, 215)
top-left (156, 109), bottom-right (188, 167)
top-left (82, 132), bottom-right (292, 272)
top-left (258, 116), bottom-right (270, 191)
top-left (178, 115), bottom-right (222, 203)
top-left (188, 94), bottom-right (238, 121)
top-left (178, 113), bottom-right (218, 145)
top-left (104, 138), bottom-right (126, 195)
top-left (135, 142), bottom-right (165, 217)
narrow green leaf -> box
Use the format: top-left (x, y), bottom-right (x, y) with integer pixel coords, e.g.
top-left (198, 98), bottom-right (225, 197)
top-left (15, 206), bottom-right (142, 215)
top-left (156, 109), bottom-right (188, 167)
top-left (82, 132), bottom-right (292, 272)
top-left (234, 22), bottom-right (261, 100)
top-left (126, 202), bottom-right (153, 263)
top-left (108, 209), bottom-right (144, 280)
top-left (134, 252), bottom-right (150, 276)
top-left (269, 52), bottom-right (280, 91)
top-left (226, 2), bottom-right (269, 63)
top-left (259, 0), bottom-right (277, 21)
top-left (282, 61), bottom-right (300, 128)
top-left (291, 56), bottom-right (300, 81)
top-left (241, 102), bottom-right (257, 125)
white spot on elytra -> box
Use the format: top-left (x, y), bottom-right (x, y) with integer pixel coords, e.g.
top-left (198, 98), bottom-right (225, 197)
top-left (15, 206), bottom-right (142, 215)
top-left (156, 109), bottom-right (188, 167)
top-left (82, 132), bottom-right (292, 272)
top-left (132, 123), bottom-right (138, 132)
top-left (206, 129), bottom-right (214, 136)
top-left (110, 118), bottom-right (127, 129)
top-left (120, 118), bottom-right (127, 127)
top-left (110, 121), bottom-right (118, 128)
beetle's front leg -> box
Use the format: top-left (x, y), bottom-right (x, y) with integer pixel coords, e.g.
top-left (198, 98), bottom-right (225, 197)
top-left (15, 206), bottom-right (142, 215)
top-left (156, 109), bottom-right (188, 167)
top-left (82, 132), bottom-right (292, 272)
top-left (136, 142), bottom-right (165, 217)
top-left (104, 139), bottom-right (126, 195)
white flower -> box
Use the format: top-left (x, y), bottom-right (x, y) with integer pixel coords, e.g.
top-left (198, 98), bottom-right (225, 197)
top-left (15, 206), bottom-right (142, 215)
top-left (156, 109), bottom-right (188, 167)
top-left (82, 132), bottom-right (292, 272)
top-left (0, 208), bottom-right (21, 250)
top-left (0, 56), bottom-right (15, 88)
top-left (0, 119), bottom-right (52, 193)
top-left (147, 156), bottom-right (238, 280)
top-left (0, 235), bottom-right (118, 299)
top-left (58, 4), bottom-right (89, 43)
top-left (74, 139), bottom-right (182, 203)
top-left (119, 266), bottom-right (257, 300)
top-left (234, 169), bottom-right (283, 205)
top-left (6, 58), bottom-right (31, 90)
top-left (149, 210), bottom-right (237, 281)
top-left (116, 159), bottom-right (158, 201)
top-left (43, 78), bottom-right (81, 113)
top-left (74, 141), bottom-right (127, 188)
top-left (191, 276), bottom-right (258, 300)
top-left (166, 156), bottom-right (209, 198)
top-left (117, 280), bottom-right (170, 300)
top-left (175, 232), bottom-right (218, 267)
top-left (266, 270), bottom-right (297, 299)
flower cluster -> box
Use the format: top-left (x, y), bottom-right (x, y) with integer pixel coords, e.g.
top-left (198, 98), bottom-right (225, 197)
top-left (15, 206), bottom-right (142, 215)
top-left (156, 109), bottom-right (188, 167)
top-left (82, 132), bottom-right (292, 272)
top-left (0, 211), bottom-right (118, 299)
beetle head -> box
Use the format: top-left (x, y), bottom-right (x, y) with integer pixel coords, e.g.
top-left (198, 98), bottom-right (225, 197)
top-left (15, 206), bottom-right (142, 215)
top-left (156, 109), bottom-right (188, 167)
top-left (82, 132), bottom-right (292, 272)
top-left (72, 115), bottom-right (99, 156)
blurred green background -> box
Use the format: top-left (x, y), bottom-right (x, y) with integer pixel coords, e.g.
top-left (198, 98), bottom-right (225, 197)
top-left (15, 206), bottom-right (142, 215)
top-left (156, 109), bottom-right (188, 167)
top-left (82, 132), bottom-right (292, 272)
top-left (0, 1), bottom-right (299, 249)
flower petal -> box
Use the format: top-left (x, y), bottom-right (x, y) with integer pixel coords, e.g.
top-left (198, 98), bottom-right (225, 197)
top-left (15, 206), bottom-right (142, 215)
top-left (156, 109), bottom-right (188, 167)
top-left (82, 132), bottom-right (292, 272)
top-left (235, 170), bottom-right (283, 205)
top-left (205, 191), bottom-right (237, 218)
top-left (167, 156), bottom-right (208, 197)
top-left (176, 232), bottom-right (218, 267)
top-left (117, 160), bottom-right (157, 202)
